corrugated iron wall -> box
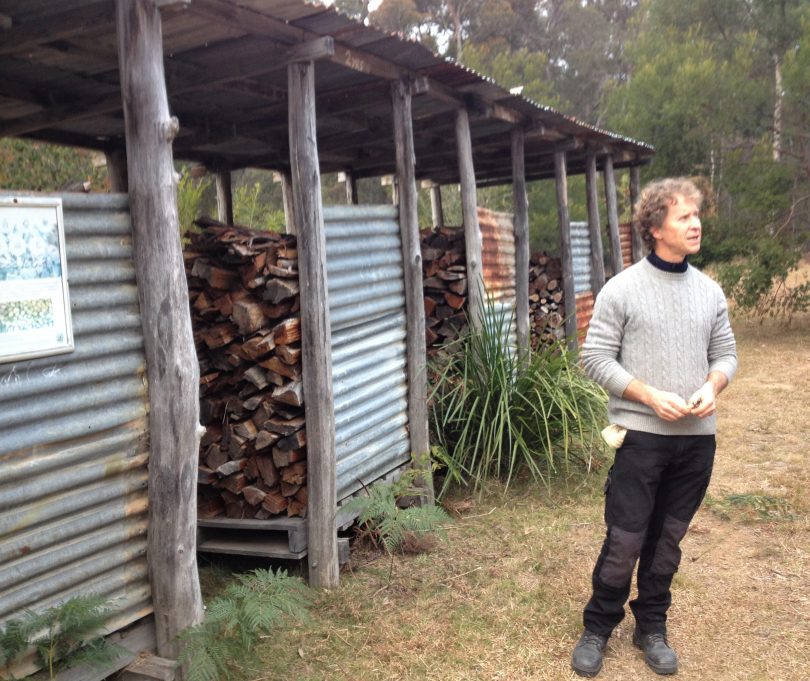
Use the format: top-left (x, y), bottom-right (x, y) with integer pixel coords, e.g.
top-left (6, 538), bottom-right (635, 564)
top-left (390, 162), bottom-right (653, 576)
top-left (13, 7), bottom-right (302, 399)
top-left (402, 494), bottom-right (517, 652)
top-left (324, 205), bottom-right (411, 501)
top-left (570, 221), bottom-right (595, 345)
top-left (478, 207), bottom-right (516, 346)
top-left (0, 193), bottom-right (152, 645)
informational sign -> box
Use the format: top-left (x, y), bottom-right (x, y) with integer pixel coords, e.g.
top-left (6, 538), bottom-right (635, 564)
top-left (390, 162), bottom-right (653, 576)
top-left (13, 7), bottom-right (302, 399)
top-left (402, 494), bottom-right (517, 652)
top-left (0, 196), bottom-right (73, 363)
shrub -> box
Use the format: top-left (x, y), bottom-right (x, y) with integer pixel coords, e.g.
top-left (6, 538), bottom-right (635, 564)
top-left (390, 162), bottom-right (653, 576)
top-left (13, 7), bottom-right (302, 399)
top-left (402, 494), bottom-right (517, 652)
top-left (0, 594), bottom-right (120, 680)
top-left (178, 568), bottom-right (310, 681)
top-left (429, 303), bottom-right (607, 497)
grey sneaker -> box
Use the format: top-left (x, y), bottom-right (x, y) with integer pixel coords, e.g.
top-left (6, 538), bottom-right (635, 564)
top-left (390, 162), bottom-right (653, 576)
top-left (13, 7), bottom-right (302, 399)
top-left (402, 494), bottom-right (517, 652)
top-left (633, 628), bottom-right (678, 675)
top-left (571, 630), bottom-right (608, 677)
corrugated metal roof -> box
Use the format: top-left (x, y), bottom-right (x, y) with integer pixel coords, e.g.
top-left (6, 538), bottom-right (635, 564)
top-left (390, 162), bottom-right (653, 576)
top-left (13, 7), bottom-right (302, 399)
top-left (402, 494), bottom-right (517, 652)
top-left (0, 0), bottom-right (653, 184)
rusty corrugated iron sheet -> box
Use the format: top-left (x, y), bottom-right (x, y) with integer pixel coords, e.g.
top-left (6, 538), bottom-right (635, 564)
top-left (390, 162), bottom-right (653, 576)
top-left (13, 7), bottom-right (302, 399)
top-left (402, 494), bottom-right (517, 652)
top-left (575, 291), bottom-right (595, 346)
top-left (478, 207), bottom-right (517, 347)
top-left (619, 222), bottom-right (633, 270)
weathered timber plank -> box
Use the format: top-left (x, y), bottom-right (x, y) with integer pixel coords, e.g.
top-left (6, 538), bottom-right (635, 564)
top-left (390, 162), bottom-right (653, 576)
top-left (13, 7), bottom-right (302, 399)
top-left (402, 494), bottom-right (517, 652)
top-left (511, 128), bottom-right (530, 360)
top-left (603, 154), bottom-right (624, 276)
top-left (585, 152), bottom-right (606, 296)
top-left (554, 151), bottom-right (578, 352)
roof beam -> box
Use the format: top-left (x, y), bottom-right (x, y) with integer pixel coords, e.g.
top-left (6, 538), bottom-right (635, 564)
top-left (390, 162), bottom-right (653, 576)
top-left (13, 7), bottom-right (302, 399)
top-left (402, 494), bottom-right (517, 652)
top-left (0, 1), bottom-right (114, 57)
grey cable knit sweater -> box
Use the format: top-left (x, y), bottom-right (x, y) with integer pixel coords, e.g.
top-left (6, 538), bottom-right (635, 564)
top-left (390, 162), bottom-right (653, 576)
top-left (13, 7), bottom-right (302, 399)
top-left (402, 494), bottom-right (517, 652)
top-left (581, 258), bottom-right (738, 436)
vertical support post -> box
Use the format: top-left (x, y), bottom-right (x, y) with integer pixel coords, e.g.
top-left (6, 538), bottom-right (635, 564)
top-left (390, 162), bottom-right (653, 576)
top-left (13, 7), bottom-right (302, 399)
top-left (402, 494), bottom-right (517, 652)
top-left (585, 152), bottom-right (606, 296)
top-left (429, 183), bottom-right (444, 230)
top-left (215, 171), bottom-right (234, 225)
top-left (115, 0), bottom-right (203, 660)
top-left (554, 151), bottom-right (577, 353)
top-left (288, 60), bottom-right (338, 588)
top-left (629, 165), bottom-right (644, 262)
top-left (392, 79), bottom-right (434, 504)
top-left (280, 170), bottom-right (297, 235)
top-left (603, 154), bottom-right (623, 276)
top-left (455, 108), bottom-right (484, 331)
top-left (105, 147), bottom-right (128, 192)
top-left (511, 128), bottom-right (530, 360)
top-left (345, 171), bottom-right (358, 205)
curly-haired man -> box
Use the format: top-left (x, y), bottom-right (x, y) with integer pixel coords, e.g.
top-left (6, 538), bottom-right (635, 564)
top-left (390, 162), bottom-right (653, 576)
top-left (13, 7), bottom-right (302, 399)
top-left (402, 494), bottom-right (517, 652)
top-left (571, 178), bottom-right (737, 677)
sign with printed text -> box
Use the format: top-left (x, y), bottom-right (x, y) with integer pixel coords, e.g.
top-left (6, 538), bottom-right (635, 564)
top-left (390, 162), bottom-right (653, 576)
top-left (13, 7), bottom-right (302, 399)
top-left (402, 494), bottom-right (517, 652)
top-left (0, 196), bottom-right (73, 363)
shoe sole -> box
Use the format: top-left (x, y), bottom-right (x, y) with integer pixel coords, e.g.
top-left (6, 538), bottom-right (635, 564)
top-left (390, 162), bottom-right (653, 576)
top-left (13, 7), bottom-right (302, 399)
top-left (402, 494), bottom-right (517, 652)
top-left (632, 639), bottom-right (678, 675)
top-left (571, 661), bottom-right (602, 678)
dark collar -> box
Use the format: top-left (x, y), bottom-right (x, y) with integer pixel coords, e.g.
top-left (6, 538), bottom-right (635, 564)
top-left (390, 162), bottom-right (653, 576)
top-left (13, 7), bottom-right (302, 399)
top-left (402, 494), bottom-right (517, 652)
top-left (647, 251), bottom-right (688, 273)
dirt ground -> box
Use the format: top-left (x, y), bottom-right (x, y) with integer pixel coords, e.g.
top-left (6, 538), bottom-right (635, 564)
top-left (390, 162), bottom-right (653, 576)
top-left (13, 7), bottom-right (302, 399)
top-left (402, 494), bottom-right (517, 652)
top-left (251, 308), bottom-right (810, 681)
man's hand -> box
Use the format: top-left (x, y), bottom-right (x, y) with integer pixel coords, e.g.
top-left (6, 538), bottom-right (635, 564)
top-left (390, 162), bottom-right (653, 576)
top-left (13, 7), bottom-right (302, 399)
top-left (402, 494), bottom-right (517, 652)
top-left (646, 388), bottom-right (692, 421)
top-left (688, 382), bottom-right (718, 418)
top-left (624, 379), bottom-right (691, 421)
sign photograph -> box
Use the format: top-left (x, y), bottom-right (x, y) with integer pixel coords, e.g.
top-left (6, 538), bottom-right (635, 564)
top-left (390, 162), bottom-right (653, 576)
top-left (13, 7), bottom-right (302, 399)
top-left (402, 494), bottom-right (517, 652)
top-left (0, 197), bottom-right (73, 363)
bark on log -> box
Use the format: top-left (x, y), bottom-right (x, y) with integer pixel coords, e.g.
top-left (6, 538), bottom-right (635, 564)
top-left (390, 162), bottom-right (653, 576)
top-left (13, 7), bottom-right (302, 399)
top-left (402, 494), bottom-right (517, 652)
top-left (116, 0), bottom-right (203, 661)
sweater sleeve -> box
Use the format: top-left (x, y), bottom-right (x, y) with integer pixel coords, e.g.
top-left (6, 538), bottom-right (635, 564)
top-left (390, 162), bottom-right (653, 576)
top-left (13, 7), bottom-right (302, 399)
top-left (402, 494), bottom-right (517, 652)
top-left (707, 289), bottom-right (738, 383)
top-left (580, 285), bottom-right (635, 398)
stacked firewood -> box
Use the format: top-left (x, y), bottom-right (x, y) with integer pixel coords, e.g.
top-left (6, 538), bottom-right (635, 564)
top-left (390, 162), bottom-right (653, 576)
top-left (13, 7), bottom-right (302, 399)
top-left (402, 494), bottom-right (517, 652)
top-left (528, 252), bottom-right (566, 348)
top-left (420, 227), bottom-right (468, 350)
top-left (185, 217), bottom-right (308, 520)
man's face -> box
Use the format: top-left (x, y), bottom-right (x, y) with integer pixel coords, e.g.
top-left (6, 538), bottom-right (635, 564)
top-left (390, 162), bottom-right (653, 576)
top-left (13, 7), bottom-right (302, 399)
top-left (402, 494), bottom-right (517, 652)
top-left (651, 194), bottom-right (701, 262)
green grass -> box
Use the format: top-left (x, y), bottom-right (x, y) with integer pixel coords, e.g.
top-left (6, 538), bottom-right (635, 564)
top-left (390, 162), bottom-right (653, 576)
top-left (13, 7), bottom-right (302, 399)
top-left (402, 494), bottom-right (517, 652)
top-left (704, 491), bottom-right (793, 522)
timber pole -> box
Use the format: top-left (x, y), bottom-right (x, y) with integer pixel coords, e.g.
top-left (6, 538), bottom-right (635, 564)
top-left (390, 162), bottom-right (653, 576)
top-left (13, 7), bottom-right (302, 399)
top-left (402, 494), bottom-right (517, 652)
top-left (585, 152), bottom-right (606, 296)
top-left (281, 170), bottom-right (297, 235)
top-left (345, 171), bottom-right (358, 205)
top-left (511, 128), bottom-right (530, 361)
top-left (392, 79), bottom-right (434, 504)
top-left (455, 108), bottom-right (484, 331)
top-left (603, 154), bottom-right (623, 276)
top-left (288, 59), bottom-right (339, 588)
top-left (215, 171), bottom-right (234, 225)
top-left (629, 166), bottom-right (644, 262)
top-left (554, 151), bottom-right (578, 353)
top-left (104, 147), bottom-right (128, 192)
top-left (115, 0), bottom-right (204, 662)
top-left (429, 183), bottom-right (444, 230)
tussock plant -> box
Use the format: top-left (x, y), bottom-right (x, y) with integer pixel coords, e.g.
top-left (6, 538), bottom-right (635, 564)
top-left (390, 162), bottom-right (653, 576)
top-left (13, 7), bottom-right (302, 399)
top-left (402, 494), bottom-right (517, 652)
top-left (429, 301), bottom-right (607, 497)
top-left (178, 568), bottom-right (310, 681)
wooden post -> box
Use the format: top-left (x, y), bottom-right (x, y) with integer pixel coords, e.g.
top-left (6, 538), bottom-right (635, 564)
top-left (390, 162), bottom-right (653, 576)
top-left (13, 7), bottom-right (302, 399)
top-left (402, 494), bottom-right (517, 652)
top-left (215, 171), bottom-right (233, 225)
top-left (554, 151), bottom-right (577, 353)
top-left (455, 108), bottom-right (484, 331)
top-left (345, 171), bottom-right (358, 205)
top-left (429, 183), bottom-right (444, 230)
top-left (280, 170), bottom-right (296, 235)
top-left (511, 128), bottom-right (530, 360)
top-left (105, 147), bottom-right (128, 192)
top-left (288, 59), bottom-right (339, 588)
top-left (115, 0), bottom-right (203, 661)
top-left (391, 79), bottom-right (434, 504)
top-left (603, 154), bottom-right (623, 276)
top-left (585, 152), bottom-right (606, 296)
top-left (629, 165), bottom-right (644, 262)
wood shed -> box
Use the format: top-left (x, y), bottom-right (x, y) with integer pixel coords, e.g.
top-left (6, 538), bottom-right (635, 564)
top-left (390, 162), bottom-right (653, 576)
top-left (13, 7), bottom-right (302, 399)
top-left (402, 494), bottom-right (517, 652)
top-left (0, 0), bottom-right (653, 675)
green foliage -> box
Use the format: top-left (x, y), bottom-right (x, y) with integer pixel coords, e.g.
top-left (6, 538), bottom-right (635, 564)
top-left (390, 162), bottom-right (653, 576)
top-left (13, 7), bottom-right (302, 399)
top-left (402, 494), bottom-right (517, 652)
top-left (0, 139), bottom-right (105, 192)
top-left (232, 181), bottom-right (286, 232)
top-left (177, 171), bottom-right (212, 233)
top-left (342, 474), bottom-right (450, 555)
top-left (705, 491), bottom-right (793, 523)
top-left (0, 595), bottom-right (119, 680)
top-left (178, 568), bottom-right (310, 681)
top-left (429, 299), bottom-right (607, 498)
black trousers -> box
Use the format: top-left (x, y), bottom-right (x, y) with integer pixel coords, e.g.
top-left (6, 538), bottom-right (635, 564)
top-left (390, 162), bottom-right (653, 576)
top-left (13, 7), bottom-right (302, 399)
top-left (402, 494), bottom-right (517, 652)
top-left (583, 430), bottom-right (715, 637)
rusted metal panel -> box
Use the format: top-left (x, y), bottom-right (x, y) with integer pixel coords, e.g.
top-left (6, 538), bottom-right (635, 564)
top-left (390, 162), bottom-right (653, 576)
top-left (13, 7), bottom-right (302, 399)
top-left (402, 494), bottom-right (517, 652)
top-left (0, 192), bottom-right (151, 673)
top-left (478, 207), bottom-right (517, 347)
top-left (619, 222), bottom-right (634, 270)
top-left (575, 291), bottom-right (595, 345)
top-left (324, 205), bottom-right (411, 501)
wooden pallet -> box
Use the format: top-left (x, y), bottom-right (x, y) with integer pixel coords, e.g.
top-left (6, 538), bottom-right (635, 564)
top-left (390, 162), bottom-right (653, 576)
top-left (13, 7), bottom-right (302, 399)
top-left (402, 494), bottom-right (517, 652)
top-left (197, 516), bottom-right (307, 560)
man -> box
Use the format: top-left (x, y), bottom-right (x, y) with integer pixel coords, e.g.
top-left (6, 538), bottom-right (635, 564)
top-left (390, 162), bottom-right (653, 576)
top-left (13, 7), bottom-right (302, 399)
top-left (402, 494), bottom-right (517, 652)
top-left (571, 178), bottom-right (737, 677)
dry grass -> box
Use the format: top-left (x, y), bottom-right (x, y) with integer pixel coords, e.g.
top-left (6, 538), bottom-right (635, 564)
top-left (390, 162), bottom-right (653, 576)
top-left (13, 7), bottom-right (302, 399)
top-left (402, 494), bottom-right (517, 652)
top-left (244, 310), bottom-right (810, 681)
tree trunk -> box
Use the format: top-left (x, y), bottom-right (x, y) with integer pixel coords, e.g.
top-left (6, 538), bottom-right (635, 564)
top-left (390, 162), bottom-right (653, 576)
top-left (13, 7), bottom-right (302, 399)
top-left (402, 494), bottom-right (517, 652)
top-left (115, 0), bottom-right (204, 664)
